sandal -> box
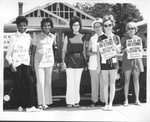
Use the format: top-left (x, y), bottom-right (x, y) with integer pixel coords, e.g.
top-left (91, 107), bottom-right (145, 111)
top-left (89, 101), bottom-right (97, 107)
top-left (38, 105), bottom-right (43, 110)
top-left (43, 105), bottom-right (49, 110)
top-left (107, 105), bottom-right (113, 111)
top-left (102, 105), bottom-right (108, 111)
top-left (67, 104), bottom-right (74, 108)
top-left (135, 101), bottom-right (141, 106)
top-left (74, 103), bottom-right (80, 108)
top-left (124, 101), bottom-right (129, 106)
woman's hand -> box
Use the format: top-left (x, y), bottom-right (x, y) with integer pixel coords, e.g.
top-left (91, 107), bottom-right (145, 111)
top-left (10, 63), bottom-right (17, 72)
top-left (31, 64), bottom-right (35, 72)
top-left (97, 65), bottom-right (101, 74)
top-left (61, 63), bottom-right (66, 71)
top-left (125, 48), bottom-right (131, 53)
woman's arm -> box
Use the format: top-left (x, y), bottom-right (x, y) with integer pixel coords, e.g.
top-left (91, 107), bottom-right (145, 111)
top-left (30, 45), bottom-right (36, 71)
top-left (97, 44), bottom-right (101, 73)
top-left (6, 36), bottom-right (17, 72)
top-left (62, 35), bottom-right (68, 69)
top-left (87, 38), bottom-right (97, 56)
top-left (114, 35), bottom-right (121, 54)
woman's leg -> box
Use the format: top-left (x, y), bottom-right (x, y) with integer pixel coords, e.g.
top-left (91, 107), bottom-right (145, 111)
top-left (101, 70), bottom-right (109, 106)
top-left (99, 73), bottom-right (105, 103)
top-left (66, 68), bottom-right (75, 105)
top-left (90, 70), bottom-right (99, 103)
top-left (34, 64), bottom-right (45, 106)
top-left (74, 68), bottom-right (83, 104)
top-left (45, 67), bottom-right (53, 105)
top-left (22, 65), bottom-right (35, 108)
top-left (14, 65), bottom-right (23, 108)
top-left (133, 69), bottom-right (140, 103)
top-left (124, 70), bottom-right (132, 104)
top-left (109, 69), bottom-right (118, 107)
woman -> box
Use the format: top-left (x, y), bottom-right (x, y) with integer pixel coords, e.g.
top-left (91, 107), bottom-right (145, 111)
top-left (97, 15), bottom-right (121, 111)
top-left (121, 22), bottom-right (144, 106)
top-left (62, 16), bottom-right (87, 108)
top-left (31, 17), bottom-right (56, 110)
top-left (6, 16), bottom-right (39, 112)
top-left (87, 18), bottom-right (104, 107)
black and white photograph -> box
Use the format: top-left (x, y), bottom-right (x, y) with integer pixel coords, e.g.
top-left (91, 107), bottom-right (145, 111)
top-left (0, 0), bottom-right (149, 121)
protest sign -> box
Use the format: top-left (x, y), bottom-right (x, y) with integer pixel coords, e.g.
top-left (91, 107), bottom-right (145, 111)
top-left (126, 37), bottom-right (143, 59)
top-left (98, 37), bottom-right (117, 60)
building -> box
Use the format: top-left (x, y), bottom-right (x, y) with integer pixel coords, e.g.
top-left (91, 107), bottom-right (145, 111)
top-left (4, 2), bottom-right (95, 32)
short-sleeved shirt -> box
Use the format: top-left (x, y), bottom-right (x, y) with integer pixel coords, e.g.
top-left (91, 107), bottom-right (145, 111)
top-left (98, 34), bottom-right (121, 70)
top-left (121, 35), bottom-right (143, 72)
top-left (32, 32), bottom-right (55, 68)
top-left (6, 31), bottom-right (31, 67)
top-left (65, 32), bottom-right (86, 68)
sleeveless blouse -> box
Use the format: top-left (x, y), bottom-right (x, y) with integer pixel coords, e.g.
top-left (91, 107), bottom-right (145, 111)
top-left (65, 33), bottom-right (86, 68)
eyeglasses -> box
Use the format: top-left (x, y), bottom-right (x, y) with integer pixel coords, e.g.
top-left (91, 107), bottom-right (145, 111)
top-left (104, 24), bottom-right (112, 28)
top-left (127, 28), bottom-right (135, 30)
top-left (73, 24), bottom-right (80, 27)
top-left (94, 25), bottom-right (102, 29)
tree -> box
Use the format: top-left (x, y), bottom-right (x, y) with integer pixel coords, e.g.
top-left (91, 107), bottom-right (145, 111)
top-left (74, 3), bottom-right (143, 38)
top-left (112, 3), bottom-right (143, 38)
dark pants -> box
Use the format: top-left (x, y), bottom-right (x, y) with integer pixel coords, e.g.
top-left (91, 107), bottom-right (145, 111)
top-left (12, 64), bottom-right (35, 108)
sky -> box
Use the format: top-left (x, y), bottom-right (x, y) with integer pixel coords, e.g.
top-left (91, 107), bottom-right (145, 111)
top-left (0, 0), bottom-right (150, 24)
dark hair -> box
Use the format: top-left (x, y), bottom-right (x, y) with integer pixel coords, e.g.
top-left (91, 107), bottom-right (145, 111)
top-left (69, 16), bottom-right (82, 32)
top-left (103, 14), bottom-right (115, 27)
top-left (40, 17), bottom-right (54, 28)
top-left (15, 16), bottom-right (28, 25)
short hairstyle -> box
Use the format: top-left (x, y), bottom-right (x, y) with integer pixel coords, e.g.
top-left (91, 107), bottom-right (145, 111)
top-left (126, 22), bottom-right (138, 32)
top-left (40, 17), bottom-right (54, 28)
top-left (102, 14), bottom-right (115, 27)
top-left (69, 16), bottom-right (82, 32)
top-left (15, 16), bottom-right (28, 25)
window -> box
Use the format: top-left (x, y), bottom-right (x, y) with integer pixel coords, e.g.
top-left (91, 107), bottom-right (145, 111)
top-left (34, 10), bottom-right (37, 17)
top-left (40, 10), bottom-right (44, 17)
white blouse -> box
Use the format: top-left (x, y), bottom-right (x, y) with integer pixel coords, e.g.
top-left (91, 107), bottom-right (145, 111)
top-left (88, 33), bottom-right (99, 70)
top-left (6, 31), bottom-right (32, 67)
top-left (32, 32), bottom-right (56, 68)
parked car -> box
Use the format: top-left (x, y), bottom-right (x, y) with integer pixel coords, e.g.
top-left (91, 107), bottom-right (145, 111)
top-left (3, 26), bottom-right (147, 109)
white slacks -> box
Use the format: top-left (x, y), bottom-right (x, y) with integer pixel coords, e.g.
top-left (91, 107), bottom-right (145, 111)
top-left (35, 63), bottom-right (53, 106)
top-left (66, 68), bottom-right (83, 105)
top-left (90, 70), bottom-right (105, 103)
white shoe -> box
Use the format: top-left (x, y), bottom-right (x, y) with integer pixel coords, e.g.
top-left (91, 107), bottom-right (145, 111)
top-left (102, 105), bottom-right (108, 111)
top-left (18, 106), bottom-right (23, 112)
top-left (108, 105), bottom-right (113, 111)
top-left (135, 101), bottom-right (141, 106)
top-left (26, 106), bottom-right (40, 112)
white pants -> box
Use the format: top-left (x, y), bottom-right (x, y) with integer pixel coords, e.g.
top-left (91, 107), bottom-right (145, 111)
top-left (90, 70), bottom-right (105, 103)
top-left (66, 68), bottom-right (83, 105)
top-left (35, 63), bottom-right (53, 106)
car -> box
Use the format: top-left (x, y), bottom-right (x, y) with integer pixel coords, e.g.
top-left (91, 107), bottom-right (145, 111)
top-left (3, 26), bottom-right (147, 109)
